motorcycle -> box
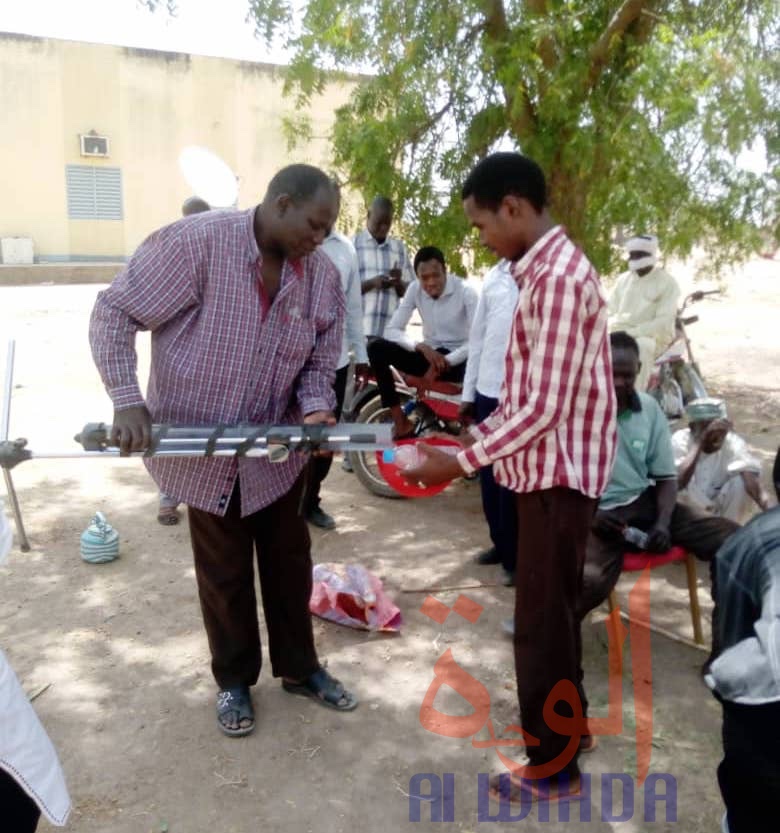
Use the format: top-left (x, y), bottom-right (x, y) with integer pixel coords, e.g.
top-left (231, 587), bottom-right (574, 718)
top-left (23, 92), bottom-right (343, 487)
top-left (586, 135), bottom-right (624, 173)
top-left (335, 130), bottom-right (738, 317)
top-left (646, 289), bottom-right (721, 418)
top-left (342, 367), bottom-right (463, 498)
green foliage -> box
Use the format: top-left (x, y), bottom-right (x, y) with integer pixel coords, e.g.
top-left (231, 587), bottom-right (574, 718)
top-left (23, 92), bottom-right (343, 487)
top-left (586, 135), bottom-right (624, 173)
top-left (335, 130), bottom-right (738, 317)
top-left (251, 1), bottom-right (778, 275)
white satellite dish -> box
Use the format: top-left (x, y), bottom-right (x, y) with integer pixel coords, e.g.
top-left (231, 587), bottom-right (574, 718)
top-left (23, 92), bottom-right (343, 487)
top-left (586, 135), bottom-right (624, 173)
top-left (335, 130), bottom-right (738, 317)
top-left (178, 146), bottom-right (239, 208)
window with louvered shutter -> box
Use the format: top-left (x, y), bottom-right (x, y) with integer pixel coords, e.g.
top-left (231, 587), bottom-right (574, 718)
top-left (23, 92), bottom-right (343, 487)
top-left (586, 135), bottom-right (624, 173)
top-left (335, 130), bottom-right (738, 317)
top-left (65, 165), bottom-right (123, 220)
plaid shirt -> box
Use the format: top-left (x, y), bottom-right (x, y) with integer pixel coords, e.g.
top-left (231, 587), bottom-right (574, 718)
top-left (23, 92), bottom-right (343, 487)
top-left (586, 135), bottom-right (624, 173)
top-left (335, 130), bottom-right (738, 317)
top-left (90, 208), bottom-right (345, 516)
top-left (353, 228), bottom-right (415, 338)
top-left (458, 226), bottom-right (617, 498)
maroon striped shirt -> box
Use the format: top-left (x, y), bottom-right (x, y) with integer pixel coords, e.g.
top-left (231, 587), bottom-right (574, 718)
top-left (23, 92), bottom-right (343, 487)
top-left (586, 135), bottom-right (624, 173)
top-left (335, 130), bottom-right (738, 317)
top-left (90, 208), bottom-right (345, 516)
top-left (458, 226), bottom-right (616, 498)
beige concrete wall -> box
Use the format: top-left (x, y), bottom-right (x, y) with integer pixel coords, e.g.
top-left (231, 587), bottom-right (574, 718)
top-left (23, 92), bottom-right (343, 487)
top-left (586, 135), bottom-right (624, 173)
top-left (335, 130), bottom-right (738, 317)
top-left (0, 33), bottom-right (354, 260)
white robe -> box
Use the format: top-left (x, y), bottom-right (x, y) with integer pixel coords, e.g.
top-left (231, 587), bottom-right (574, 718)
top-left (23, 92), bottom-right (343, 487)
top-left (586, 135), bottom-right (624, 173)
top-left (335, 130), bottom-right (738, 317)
top-left (609, 266), bottom-right (680, 388)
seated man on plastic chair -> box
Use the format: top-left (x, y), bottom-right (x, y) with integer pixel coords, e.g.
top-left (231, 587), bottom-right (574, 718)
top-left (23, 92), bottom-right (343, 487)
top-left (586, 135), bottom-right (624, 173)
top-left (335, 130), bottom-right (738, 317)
top-left (367, 246), bottom-right (478, 439)
top-left (577, 331), bottom-right (740, 628)
top-left (673, 397), bottom-right (772, 524)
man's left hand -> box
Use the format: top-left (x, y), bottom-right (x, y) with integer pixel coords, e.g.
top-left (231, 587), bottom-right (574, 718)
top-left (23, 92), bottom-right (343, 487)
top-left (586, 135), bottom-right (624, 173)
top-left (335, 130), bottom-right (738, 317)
top-left (354, 363), bottom-right (371, 391)
top-left (304, 410), bottom-right (337, 457)
top-left (402, 443), bottom-right (466, 487)
top-left (645, 523), bottom-right (672, 553)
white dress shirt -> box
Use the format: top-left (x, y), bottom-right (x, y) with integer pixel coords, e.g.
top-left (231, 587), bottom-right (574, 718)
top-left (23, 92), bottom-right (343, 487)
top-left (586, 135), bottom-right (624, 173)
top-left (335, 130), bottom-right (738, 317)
top-left (384, 273), bottom-right (478, 366)
top-left (321, 231), bottom-right (369, 369)
top-left (462, 260), bottom-right (518, 401)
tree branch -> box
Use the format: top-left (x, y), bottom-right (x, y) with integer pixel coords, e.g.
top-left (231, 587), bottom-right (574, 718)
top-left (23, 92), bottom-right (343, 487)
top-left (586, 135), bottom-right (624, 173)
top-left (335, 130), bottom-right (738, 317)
top-left (480, 0), bottom-right (537, 137)
top-left (525, 0), bottom-right (559, 72)
top-left (585, 0), bottom-right (660, 94)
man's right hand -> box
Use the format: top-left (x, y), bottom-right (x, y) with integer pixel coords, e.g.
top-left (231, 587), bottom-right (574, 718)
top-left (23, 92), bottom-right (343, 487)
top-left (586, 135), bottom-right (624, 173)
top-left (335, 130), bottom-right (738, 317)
top-left (111, 405), bottom-right (152, 456)
top-left (458, 401), bottom-right (476, 424)
top-left (416, 344), bottom-right (448, 374)
top-left (700, 418), bottom-right (732, 445)
top-left (591, 511), bottom-right (624, 539)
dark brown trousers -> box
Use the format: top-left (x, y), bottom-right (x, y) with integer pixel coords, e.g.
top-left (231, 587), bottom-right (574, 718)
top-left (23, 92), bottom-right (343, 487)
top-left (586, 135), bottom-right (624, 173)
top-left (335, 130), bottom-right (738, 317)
top-left (187, 474), bottom-right (319, 689)
top-left (513, 487), bottom-right (597, 779)
top-left (577, 486), bottom-right (739, 617)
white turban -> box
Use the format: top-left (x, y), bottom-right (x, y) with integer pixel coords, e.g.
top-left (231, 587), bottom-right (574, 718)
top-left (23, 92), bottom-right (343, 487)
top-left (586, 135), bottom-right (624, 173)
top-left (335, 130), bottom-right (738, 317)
top-left (625, 234), bottom-right (659, 272)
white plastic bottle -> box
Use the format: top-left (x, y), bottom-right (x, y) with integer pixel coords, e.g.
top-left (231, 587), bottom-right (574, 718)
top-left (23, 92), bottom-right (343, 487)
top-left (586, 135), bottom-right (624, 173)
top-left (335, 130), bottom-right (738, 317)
top-left (388, 444), bottom-right (422, 470)
top-left (383, 443), bottom-right (461, 471)
top-left (623, 526), bottom-right (649, 549)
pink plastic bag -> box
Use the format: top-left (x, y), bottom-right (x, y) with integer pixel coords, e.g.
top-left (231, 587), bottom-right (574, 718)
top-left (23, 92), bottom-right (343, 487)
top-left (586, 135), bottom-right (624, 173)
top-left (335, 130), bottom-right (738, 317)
top-left (310, 563), bottom-right (402, 632)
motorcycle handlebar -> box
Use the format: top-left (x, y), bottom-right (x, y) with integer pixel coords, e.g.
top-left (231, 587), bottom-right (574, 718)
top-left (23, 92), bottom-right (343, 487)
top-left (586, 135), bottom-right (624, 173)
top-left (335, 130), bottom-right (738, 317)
top-left (681, 288), bottom-right (721, 311)
top-left (687, 289), bottom-right (721, 303)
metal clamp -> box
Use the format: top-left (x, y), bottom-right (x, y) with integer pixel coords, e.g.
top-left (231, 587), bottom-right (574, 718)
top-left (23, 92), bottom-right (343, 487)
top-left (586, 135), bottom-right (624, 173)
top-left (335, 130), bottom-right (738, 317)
top-left (0, 438), bottom-right (32, 471)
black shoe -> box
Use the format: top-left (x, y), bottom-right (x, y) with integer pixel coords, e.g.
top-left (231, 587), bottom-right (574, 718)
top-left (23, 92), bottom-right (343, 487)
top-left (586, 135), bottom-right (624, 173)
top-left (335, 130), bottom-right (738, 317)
top-left (341, 456), bottom-right (354, 473)
top-left (474, 546), bottom-right (501, 565)
top-left (306, 506), bottom-right (336, 530)
top-left (500, 568), bottom-right (515, 587)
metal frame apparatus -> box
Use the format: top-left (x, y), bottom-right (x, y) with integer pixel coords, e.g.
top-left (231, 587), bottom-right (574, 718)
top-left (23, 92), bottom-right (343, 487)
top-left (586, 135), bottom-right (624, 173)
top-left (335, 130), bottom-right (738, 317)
top-left (0, 340), bottom-right (391, 550)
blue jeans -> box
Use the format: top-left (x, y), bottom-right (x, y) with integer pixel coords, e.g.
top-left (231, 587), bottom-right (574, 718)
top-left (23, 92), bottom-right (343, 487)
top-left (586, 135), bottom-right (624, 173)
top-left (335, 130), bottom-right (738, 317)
top-left (475, 392), bottom-right (518, 573)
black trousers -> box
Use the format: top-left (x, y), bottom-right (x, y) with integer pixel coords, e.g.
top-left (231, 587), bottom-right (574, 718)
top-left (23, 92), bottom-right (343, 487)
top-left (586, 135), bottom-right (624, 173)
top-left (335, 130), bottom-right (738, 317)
top-left (0, 769), bottom-right (40, 832)
top-left (367, 338), bottom-right (465, 408)
top-left (718, 699), bottom-right (780, 833)
top-left (187, 474), bottom-right (319, 689)
top-left (513, 488), bottom-right (597, 779)
top-left (475, 392), bottom-right (517, 573)
top-left (304, 364), bottom-right (349, 512)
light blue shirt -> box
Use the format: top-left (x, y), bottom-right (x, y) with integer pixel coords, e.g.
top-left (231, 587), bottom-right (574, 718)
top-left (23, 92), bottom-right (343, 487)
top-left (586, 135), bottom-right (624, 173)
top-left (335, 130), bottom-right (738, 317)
top-left (462, 260), bottom-right (518, 401)
top-left (600, 392), bottom-right (677, 509)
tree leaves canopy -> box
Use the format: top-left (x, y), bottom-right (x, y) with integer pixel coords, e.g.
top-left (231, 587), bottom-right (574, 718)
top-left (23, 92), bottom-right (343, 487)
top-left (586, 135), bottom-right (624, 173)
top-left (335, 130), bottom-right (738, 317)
top-left (250, 1), bottom-right (778, 273)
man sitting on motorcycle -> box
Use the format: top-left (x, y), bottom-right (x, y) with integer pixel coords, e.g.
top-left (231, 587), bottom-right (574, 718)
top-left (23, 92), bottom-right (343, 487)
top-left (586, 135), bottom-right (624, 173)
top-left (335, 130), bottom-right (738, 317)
top-left (673, 397), bottom-right (772, 524)
top-left (367, 246), bottom-right (478, 439)
top-left (609, 234), bottom-right (681, 390)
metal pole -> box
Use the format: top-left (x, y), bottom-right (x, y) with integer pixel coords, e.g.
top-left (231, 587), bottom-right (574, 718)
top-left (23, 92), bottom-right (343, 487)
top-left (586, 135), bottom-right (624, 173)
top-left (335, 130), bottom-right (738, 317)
top-left (1, 340), bottom-right (30, 551)
top-left (1, 339), bottom-right (14, 441)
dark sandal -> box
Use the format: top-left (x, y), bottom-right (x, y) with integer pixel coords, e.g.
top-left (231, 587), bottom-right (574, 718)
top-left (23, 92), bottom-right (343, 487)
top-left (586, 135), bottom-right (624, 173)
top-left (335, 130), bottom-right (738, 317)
top-left (488, 772), bottom-right (581, 804)
top-left (157, 505), bottom-right (180, 526)
top-left (282, 668), bottom-right (358, 711)
top-left (216, 686), bottom-right (255, 737)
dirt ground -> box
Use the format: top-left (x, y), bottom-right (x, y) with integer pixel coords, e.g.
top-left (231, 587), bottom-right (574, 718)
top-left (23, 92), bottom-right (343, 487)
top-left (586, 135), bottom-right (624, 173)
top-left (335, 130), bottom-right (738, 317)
top-left (0, 258), bottom-right (777, 833)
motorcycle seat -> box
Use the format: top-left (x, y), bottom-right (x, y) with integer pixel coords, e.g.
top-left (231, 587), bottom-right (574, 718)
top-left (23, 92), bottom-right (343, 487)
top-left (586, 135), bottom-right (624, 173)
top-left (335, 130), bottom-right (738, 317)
top-left (401, 374), bottom-right (462, 396)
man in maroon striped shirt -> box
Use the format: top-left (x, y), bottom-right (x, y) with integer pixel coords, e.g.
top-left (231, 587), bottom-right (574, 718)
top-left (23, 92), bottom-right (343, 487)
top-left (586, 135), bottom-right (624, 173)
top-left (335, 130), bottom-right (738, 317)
top-left (90, 164), bottom-right (357, 739)
top-left (407, 153), bottom-right (617, 801)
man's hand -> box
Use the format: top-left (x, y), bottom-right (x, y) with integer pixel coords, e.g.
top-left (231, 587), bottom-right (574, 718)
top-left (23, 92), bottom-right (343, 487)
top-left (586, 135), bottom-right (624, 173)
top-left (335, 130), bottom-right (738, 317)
top-left (304, 410), bottom-right (337, 457)
top-left (591, 510), bottom-right (624, 540)
top-left (384, 264), bottom-right (402, 288)
top-left (416, 343), bottom-right (448, 375)
top-left (403, 443), bottom-right (465, 487)
top-left (645, 523), bottom-right (672, 553)
top-left (111, 405), bottom-right (152, 456)
top-left (700, 418), bottom-right (731, 446)
top-left (420, 367), bottom-right (440, 389)
top-left (458, 401), bottom-right (476, 424)
top-left (354, 363), bottom-right (371, 392)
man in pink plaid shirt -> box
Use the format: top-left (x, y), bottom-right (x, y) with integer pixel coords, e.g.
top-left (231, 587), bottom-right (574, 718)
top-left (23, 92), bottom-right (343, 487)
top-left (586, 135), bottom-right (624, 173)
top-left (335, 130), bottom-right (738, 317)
top-left (407, 153), bottom-right (617, 803)
top-left (90, 164), bottom-right (358, 739)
